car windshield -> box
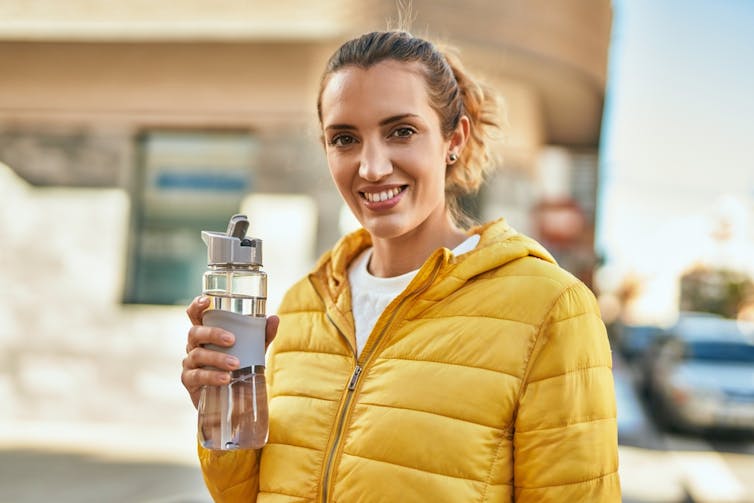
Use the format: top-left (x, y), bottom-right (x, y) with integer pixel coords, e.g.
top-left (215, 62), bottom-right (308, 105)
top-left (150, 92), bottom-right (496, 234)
top-left (686, 341), bottom-right (754, 363)
top-left (681, 318), bottom-right (743, 338)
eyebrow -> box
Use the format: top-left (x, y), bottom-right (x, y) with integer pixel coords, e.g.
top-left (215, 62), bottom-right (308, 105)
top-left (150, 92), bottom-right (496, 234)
top-left (325, 113), bottom-right (421, 131)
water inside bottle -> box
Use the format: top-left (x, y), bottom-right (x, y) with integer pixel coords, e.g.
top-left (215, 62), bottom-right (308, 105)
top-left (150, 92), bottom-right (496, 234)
top-left (198, 367), bottom-right (268, 450)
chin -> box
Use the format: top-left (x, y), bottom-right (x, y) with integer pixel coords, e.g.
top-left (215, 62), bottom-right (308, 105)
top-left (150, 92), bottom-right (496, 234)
top-left (360, 217), bottom-right (412, 241)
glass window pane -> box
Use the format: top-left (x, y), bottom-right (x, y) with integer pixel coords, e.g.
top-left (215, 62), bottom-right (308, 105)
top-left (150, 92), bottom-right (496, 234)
top-left (126, 130), bottom-right (258, 305)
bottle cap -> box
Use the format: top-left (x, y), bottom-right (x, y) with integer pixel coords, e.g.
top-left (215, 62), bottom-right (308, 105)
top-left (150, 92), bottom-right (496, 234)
top-left (201, 214), bottom-right (263, 266)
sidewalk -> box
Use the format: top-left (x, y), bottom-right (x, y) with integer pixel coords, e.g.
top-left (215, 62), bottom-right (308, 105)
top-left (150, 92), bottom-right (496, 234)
top-left (0, 418), bottom-right (211, 503)
top-left (0, 448), bottom-right (210, 503)
top-left (613, 353), bottom-right (690, 502)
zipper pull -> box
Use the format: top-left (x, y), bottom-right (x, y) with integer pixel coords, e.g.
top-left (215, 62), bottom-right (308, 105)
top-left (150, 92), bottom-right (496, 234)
top-left (348, 365), bottom-right (363, 390)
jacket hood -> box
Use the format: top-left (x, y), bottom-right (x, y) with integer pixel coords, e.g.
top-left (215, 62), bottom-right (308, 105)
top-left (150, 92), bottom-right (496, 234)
top-left (309, 218), bottom-right (556, 305)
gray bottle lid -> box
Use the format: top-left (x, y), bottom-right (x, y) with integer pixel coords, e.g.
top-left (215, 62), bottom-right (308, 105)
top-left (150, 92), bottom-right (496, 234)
top-left (201, 214), bottom-right (263, 266)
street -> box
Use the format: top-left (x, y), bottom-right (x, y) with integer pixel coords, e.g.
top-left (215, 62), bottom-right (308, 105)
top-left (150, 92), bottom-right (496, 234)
top-left (616, 353), bottom-right (754, 503)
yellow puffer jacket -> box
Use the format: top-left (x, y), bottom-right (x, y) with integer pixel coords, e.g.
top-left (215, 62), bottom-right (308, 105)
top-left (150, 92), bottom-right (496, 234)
top-left (199, 219), bottom-right (621, 502)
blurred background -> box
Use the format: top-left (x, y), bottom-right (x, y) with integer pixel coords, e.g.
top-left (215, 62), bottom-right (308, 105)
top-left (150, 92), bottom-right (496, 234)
top-left (0, 1), bottom-right (752, 502)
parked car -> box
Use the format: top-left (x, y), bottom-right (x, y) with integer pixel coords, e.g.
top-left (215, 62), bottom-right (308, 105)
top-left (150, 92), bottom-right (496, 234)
top-left (635, 312), bottom-right (725, 393)
top-left (617, 323), bottom-right (664, 361)
top-left (643, 316), bottom-right (754, 433)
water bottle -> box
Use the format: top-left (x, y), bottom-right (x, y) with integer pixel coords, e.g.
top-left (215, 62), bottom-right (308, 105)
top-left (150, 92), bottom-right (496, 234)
top-left (198, 214), bottom-right (268, 450)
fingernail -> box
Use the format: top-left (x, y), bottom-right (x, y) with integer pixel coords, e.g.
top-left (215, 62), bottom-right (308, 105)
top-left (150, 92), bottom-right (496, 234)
top-left (226, 356), bottom-right (239, 368)
top-left (198, 296), bottom-right (209, 304)
top-left (222, 334), bottom-right (233, 344)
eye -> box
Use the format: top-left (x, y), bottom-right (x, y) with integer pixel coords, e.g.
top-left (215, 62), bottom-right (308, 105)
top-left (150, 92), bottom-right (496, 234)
top-left (391, 127), bottom-right (417, 139)
top-left (329, 134), bottom-right (358, 147)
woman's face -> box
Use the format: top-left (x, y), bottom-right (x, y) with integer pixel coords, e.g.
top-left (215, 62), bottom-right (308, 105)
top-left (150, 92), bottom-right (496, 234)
top-left (320, 60), bottom-right (460, 243)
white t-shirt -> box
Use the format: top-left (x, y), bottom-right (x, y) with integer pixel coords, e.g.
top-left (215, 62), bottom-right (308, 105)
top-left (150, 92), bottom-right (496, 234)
top-left (347, 234), bottom-right (481, 357)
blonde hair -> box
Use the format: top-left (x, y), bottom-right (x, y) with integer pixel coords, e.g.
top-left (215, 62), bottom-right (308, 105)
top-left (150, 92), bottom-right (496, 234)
top-left (317, 30), bottom-right (504, 227)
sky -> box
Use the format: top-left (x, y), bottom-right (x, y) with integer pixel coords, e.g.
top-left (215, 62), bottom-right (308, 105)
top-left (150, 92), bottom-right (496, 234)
top-left (595, 0), bottom-right (754, 321)
top-left (597, 0), bottom-right (754, 273)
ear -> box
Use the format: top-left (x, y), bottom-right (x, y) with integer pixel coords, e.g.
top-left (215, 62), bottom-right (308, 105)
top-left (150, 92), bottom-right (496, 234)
top-left (448, 115), bottom-right (470, 156)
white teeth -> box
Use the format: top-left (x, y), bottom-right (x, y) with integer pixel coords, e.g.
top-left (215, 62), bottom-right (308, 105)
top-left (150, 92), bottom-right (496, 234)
top-left (363, 186), bottom-right (404, 202)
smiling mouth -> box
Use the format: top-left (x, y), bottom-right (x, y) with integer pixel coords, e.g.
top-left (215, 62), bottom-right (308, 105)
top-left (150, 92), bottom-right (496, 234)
top-left (360, 185), bottom-right (407, 203)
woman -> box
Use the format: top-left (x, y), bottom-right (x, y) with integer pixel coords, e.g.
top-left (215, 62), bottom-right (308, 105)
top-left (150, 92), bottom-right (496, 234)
top-left (182, 30), bottom-right (620, 502)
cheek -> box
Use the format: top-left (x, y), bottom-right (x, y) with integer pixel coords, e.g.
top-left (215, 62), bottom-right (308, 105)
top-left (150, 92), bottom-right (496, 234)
top-left (406, 139), bottom-right (447, 185)
top-left (327, 156), bottom-right (355, 195)
top-left (430, 171), bottom-right (448, 201)
top-left (415, 159), bottom-right (447, 195)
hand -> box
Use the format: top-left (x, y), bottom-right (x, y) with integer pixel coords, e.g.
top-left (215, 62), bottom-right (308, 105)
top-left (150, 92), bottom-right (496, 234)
top-left (181, 296), bottom-right (280, 409)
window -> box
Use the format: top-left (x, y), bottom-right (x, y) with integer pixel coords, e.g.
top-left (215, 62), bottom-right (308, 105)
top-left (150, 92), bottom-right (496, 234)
top-left (125, 131), bottom-right (259, 305)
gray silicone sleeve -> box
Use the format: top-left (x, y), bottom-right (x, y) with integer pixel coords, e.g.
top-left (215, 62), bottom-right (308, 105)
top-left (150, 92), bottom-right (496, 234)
top-left (201, 310), bottom-right (266, 368)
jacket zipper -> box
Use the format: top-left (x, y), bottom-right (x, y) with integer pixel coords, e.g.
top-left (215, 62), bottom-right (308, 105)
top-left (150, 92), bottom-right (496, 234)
top-left (319, 315), bottom-right (359, 503)
top-left (320, 363), bottom-right (362, 503)
top-left (318, 257), bottom-right (444, 502)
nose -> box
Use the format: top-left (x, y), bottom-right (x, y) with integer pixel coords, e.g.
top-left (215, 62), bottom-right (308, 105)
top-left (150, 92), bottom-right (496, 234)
top-left (358, 141), bottom-right (393, 181)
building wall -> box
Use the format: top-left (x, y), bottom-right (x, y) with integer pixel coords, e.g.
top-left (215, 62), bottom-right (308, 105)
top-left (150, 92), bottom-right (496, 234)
top-left (0, 41), bottom-right (327, 127)
top-left (0, 37), bottom-right (573, 256)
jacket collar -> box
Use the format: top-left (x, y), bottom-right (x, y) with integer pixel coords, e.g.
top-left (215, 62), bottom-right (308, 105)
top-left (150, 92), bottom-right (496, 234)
top-left (309, 218), bottom-right (555, 306)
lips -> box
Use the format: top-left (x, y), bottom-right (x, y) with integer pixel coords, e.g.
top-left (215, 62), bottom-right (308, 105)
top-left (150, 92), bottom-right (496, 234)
top-left (361, 186), bottom-right (406, 202)
top-left (359, 185), bottom-right (407, 209)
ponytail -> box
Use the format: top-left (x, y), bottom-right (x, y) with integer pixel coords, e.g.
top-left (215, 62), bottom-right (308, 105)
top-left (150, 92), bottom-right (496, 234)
top-left (439, 46), bottom-right (504, 225)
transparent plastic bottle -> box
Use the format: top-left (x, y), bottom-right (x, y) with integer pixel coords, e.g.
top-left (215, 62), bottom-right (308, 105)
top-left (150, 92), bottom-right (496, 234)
top-left (198, 214), bottom-right (269, 450)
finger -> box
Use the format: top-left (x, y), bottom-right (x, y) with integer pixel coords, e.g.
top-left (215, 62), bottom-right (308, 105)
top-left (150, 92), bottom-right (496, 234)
top-left (265, 315), bottom-right (280, 349)
top-left (181, 367), bottom-right (231, 409)
top-left (186, 296), bottom-right (210, 326)
top-left (187, 325), bottom-right (235, 352)
top-left (184, 347), bottom-right (240, 373)
top-left (181, 367), bottom-right (232, 391)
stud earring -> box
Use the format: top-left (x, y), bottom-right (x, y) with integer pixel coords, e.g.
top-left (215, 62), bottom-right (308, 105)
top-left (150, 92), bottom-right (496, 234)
top-left (448, 153), bottom-right (458, 163)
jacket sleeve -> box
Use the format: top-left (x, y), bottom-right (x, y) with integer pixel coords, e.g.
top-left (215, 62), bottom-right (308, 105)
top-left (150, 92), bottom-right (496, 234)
top-left (513, 281), bottom-right (621, 502)
top-left (198, 444), bottom-right (260, 502)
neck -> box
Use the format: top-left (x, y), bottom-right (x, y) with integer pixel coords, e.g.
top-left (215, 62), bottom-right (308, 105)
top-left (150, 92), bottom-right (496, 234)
top-left (367, 215), bottom-right (467, 278)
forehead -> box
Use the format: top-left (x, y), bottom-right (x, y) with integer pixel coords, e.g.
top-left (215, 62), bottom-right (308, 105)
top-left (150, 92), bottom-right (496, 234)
top-left (320, 60), bottom-right (434, 125)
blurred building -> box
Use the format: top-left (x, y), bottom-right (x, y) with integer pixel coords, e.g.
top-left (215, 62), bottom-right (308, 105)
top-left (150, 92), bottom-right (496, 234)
top-left (1, 0), bottom-right (611, 303)
top-left (0, 0), bottom-right (611, 454)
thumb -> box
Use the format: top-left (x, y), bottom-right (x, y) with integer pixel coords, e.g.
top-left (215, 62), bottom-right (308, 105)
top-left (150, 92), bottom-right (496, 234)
top-left (265, 315), bottom-right (280, 350)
